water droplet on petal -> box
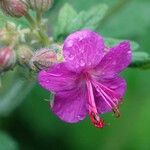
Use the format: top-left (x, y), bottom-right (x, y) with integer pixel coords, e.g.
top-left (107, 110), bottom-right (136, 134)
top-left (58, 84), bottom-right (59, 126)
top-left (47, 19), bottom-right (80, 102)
top-left (78, 36), bottom-right (83, 41)
top-left (101, 72), bottom-right (105, 75)
top-left (112, 61), bottom-right (116, 65)
top-left (88, 62), bottom-right (92, 66)
top-left (127, 51), bottom-right (131, 54)
top-left (77, 115), bottom-right (83, 120)
top-left (80, 59), bottom-right (85, 67)
top-left (79, 48), bottom-right (85, 53)
top-left (46, 80), bottom-right (49, 83)
top-left (68, 54), bottom-right (74, 60)
top-left (75, 63), bottom-right (79, 68)
top-left (67, 40), bottom-right (73, 47)
top-left (96, 51), bottom-right (101, 56)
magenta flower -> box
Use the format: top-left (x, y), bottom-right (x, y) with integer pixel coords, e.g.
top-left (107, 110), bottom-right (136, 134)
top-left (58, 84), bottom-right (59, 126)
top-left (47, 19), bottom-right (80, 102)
top-left (38, 29), bottom-right (132, 128)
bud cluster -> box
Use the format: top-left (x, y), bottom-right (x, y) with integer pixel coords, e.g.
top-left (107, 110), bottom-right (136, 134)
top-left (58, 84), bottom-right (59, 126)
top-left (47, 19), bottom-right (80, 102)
top-left (0, 0), bottom-right (55, 73)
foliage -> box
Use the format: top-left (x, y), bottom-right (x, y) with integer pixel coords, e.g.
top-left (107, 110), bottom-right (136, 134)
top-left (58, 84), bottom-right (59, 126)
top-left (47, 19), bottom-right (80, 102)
top-left (0, 131), bottom-right (19, 150)
top-left (54, 3), bottom-right (108, 40)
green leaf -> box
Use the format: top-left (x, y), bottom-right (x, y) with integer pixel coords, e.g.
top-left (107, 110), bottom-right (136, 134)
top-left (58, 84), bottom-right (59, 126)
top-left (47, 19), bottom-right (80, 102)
top-left (67, 4), bottom-right (108, 32)
top-left (54, 3), bottom-right (78, 40)
top-left (101, 1), bottom-right (150, 37)
top-left (129, 51), bottom-right (150, 69)
top-left (0, 131), bottom-right (19, 150)
top-left (0, 77), bottom-right (34, 116)
top-left (132, 52), bottom-right (149, 62)
top-left (79, 4), bottom-right (108, 30)
top-left (54, 3), bottom-right (108, 40)
top-left (104, 37), bottom-right (139, 51)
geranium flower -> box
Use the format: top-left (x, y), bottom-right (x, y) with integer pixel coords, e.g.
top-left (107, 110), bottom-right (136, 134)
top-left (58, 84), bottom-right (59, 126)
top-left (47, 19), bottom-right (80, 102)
top-left (38, 29), bottom-right (132, 128)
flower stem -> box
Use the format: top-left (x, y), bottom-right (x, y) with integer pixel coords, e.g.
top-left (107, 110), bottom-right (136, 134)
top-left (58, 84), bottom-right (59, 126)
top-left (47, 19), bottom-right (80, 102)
top-left (24, 13), bottom-right (36, 27)
top-left (25, 13), bottom-right (49, 47)
top-left (36, 11), bottom-right (42, 24)
top-left (36, 11), bottom-right (50, 47)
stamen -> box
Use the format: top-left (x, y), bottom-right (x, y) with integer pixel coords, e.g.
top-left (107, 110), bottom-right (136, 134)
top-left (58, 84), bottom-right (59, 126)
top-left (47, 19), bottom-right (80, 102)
top-left (86, 78), bottom-right (105, 128)
top-left (98, 87), bottom-right (113, 108)
top-left (89, 112), bottom-right (104, 128)
top-left (92, 80), bottom-right (121, 118)
top-left (101, 88), bottom-right (120, 118)
top-left (99, 82), bottom-right (121, 100)
top-left (112, 107), bottom-right (120, 118)
top-left (100, 88), bottom-right (118, 108)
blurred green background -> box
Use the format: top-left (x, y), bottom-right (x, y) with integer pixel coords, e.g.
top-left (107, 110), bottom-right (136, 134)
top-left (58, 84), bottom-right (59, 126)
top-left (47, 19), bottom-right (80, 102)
top-left (1, 0), bottom-right (150, 149)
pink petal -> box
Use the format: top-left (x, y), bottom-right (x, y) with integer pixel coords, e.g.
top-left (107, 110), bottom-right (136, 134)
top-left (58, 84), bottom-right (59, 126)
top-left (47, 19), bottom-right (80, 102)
top-left (94, 76), bottom-right (126, 114)
top-left (51, 87), bottom-right (87, 123)
top-left (95, 41), bottom-right (132, 78)
top-left (63, 29), bottom-right (104, 73)
top-left (38, 63), bottom-right (78, 93)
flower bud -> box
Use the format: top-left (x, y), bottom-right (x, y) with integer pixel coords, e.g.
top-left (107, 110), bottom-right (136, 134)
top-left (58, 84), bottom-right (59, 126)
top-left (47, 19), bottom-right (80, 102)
top-left (17, 45), bottom-right (33, 65)
top-left (0, 47), bottom-right (16, 72)
top-left (0, 0), bottom-right (28, 17)
top-left (27, 0), bottom-right (53, 11)
top-left (30, 48), bottom-right (57, 71)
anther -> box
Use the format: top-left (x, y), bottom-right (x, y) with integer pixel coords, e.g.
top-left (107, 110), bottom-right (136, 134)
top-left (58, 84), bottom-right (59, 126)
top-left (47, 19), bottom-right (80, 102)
top-left (89, 112), bottom-right (104, 128)
top-left (112, 106), bottom-right (120, 118)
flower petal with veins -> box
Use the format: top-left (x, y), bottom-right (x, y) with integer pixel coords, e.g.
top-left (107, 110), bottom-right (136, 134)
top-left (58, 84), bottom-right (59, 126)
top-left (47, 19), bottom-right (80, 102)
top-left (51, 86), bottom-right (87, 123)
top-left (38, 63), bottom-right (78, 93)
top-left (63, 29), bottom-right (104, 73)
top-left (95, 41), bottom-right (132, 78)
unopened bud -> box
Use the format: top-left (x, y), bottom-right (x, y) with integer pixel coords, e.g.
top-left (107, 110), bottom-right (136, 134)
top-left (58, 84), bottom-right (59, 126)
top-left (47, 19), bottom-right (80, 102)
top-left (30, 48), bottom-right (57, 71)
top-left (0, 47), bottom-right (16, 72)
top-left (27, 0), bottom-right (53, 11)
top-left (17, 45), bottom-right (33, 65)
top-left (0, 0), bottom-right (28, 17)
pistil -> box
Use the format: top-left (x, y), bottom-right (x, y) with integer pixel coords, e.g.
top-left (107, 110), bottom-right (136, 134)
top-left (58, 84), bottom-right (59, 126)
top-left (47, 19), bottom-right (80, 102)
top-left (86, 79), bottom-right (104, 128)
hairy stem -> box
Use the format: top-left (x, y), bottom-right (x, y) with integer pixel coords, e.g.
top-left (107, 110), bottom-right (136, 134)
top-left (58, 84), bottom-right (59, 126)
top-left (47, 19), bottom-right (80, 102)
top-left (24, 13), bottom-right (36, 27)
top-left (25, 13), bottom-right (49, 47)
top-left (36, 11), bottom-right (50, 47)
